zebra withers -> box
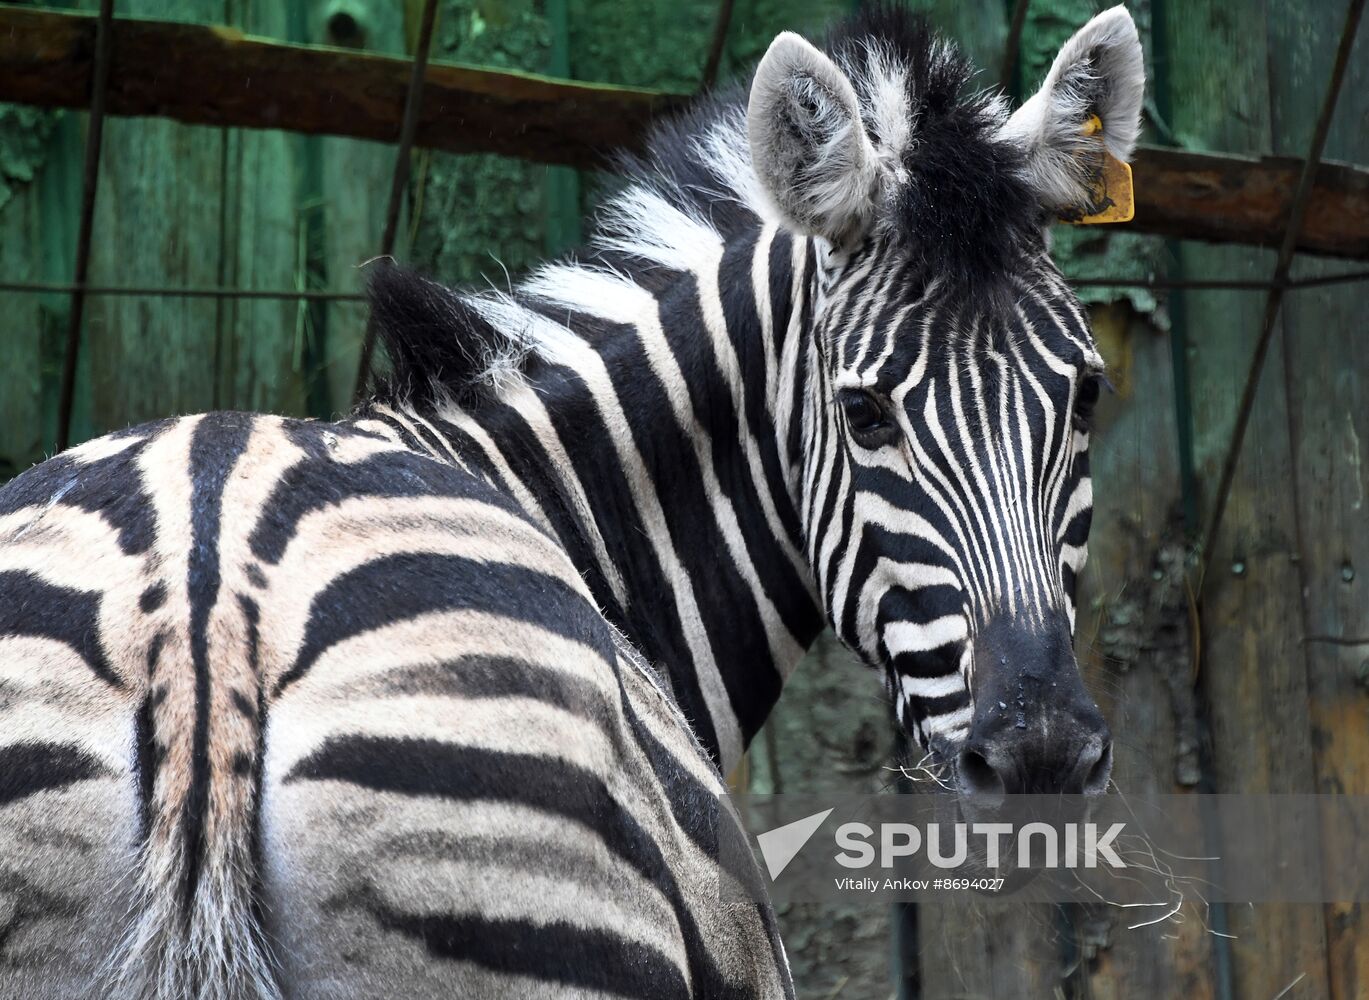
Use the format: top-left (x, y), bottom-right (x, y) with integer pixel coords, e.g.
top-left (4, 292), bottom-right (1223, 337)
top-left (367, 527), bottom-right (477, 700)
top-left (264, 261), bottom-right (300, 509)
top-left (0, 6), bottom-right (1144, 999)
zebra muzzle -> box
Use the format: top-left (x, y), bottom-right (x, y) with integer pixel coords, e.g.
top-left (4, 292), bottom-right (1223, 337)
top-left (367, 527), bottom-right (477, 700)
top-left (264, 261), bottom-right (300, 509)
top-left (956, 612), bottom-right (1112, 798)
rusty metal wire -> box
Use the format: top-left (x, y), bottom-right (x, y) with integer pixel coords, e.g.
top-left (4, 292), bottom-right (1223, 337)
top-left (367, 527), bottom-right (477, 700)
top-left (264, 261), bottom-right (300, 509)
top-left (4, 268), bottom-right (1367, 304)
top-left (55, 0), bottom-right (115, 453)
top-left (351, 0), bottom-right (441, 405)
top-left (1000, 0), bottom-right (1031, 90)
top-left (1071, 269), bottom-right (1369, 291)
top-left (701, 0), bottom-right (737, 91)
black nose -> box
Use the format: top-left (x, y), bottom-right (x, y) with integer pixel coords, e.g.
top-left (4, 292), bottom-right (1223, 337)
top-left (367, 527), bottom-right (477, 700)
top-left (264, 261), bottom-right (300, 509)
top-left (956, 727), bottom-right (1112, 798)
top-left (954, 612), bottom-right (1112, 797)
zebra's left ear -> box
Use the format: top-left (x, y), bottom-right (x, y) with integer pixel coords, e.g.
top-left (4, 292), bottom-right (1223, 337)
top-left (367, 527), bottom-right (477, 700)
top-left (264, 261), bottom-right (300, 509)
top-left (1000, 5), bottom-right (1145, 219)
top-left (747, 32), bottom-right (880, 247)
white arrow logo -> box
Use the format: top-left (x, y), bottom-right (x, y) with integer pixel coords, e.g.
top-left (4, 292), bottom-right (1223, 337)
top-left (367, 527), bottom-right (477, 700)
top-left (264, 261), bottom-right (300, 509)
top-left (756, 808), bottom-right (835, 880)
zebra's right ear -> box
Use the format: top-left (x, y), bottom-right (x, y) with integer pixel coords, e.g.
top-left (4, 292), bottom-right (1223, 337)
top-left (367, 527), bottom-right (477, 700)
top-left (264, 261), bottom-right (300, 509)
top-left (747, 32), bottom-right (879, 247)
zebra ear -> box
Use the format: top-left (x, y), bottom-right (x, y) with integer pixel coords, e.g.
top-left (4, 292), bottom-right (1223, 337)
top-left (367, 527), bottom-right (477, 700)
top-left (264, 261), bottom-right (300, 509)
top-left (1000, 5), bottom-right (1144, 216)
top-left (747, 32), bottom-right (879, 246)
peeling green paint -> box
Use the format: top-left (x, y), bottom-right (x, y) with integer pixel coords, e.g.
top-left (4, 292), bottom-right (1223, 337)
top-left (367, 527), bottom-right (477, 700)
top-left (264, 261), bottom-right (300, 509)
top-left (0, 105), bottom-right (60, 215)
top-left (1050, 225), bottom-right (1165, 322)
top-left (0, 0), bottom-right (62, 216)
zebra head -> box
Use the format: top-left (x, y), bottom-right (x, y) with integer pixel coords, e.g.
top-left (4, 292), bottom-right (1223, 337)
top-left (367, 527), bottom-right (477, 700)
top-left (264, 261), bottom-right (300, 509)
top-left (747, 7), bottom-right (1144, 795)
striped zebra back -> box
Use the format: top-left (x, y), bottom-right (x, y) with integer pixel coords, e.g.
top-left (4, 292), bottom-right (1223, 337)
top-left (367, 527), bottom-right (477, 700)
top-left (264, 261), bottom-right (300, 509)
top-left (0, 412), bottom-right (790, 999)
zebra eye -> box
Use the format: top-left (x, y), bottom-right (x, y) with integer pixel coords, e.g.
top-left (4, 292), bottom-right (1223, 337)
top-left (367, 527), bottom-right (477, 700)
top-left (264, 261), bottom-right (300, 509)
top-left (1072, 373), bottom-right (1109, 432)
top-left (838, 388), bottom-right (897, 446)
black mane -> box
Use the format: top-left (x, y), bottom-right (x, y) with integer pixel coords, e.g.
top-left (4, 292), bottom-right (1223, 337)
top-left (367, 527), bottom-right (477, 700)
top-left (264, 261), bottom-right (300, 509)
top-left (366, 262), bottom-right (516, 408)
top-left (831, 6), bottom-right (1041, 287)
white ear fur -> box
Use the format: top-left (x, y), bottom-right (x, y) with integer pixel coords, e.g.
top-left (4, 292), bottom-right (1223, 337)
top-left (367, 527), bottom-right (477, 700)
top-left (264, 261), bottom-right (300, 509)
top-left (747, 32), bottom-right (880, 245)
top-left (999, 5), bottom-right (1145, 212)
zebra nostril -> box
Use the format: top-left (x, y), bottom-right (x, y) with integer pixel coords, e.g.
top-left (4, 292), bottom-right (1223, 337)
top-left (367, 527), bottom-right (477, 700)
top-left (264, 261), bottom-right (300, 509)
top-left (956, 746), bottom-right (1006, 802)
top-left (1080, 739), bottom-right (1113, 796)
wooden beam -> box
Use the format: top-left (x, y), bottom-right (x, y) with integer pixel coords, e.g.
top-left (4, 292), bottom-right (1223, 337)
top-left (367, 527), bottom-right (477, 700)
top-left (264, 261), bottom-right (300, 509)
top-left (0, 6), bottom-right (680, 168)
top-left (3, 8), bottom-right (1369, 260)
top-left (1131, 146), bottom-right (1369, 261)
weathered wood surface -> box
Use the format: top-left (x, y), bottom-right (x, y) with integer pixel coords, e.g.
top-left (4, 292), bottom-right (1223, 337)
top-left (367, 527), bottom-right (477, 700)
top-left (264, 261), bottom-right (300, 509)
top-left (1132, 146), bottom-right (1369, 260)
top-left (1265, 3), bottom-right (1369, 997)
top-left (1073, 302), bottom-right (1215, 1000)
top-left (4, 7), bottom-right (1369, 259)
top-left (0, 101), bottom-right (69, 477)
top-left (0, 6), bottom-right (678, 169)
top-left (78, 0), bottom-right (302, 431)
top-left (1165, 0), bottom-right (1334, 995)
top-left (0, 0), bottom-right (428, 446)
top-left (213, 0), bottom-right (304, 418)
top-left (309, 0), bottom-right (408, 416)
top-left (80, 0), bottom-right (222, 431)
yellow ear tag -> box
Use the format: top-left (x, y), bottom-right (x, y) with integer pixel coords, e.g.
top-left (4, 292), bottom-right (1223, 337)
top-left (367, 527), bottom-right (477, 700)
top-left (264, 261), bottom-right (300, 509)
top-left (1061, 114), bottom-right (1134, 225)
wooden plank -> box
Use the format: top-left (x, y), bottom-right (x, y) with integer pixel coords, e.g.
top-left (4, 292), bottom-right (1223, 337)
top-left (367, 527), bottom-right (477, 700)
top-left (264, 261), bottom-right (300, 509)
top-left (0, 6), bottom-right (678, 168)
top-left (1132, 146), bottom-right (1369, 260)
top-left (401, 0), bottom-right (554, 294)
top-left (78, 0), bottom-right (310, 434)
top-left (1266, 2), bottom-right (1369, 997)
top-left (3, 8), bottom-right (1369, 259)
top-left (1074, 302), bottom-right (1215, 1000)
top-left (81, 0), bottom-right (223, 434)
top-left (215, 0), bottom-right (307, 417)
top-left (0, 103), bottom-right (63, 477)
top-left (1161, 0), bottom-right (1331, 996)
top-left (306, 0), bottom-right (408, 415)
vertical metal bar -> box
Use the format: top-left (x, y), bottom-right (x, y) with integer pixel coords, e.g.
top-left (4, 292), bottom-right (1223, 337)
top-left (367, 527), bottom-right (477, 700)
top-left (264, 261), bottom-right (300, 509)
top-left (1198, 0), bottom-right (1366, 586)
top-left (544, 0), bottom-right (581, 258)
top-left (1164, 254), bottom-right (1200, 537)
top-left (700, 0), bottom-right (736, 92)
top-left (1145, 0), bottom-right (1201, 543)
top-left (1000, 0), bottom-right (1031, 92)
top-left (352, 0), bottom-right (440, 405)
top-left (55, 0), bottom-right (116, 453)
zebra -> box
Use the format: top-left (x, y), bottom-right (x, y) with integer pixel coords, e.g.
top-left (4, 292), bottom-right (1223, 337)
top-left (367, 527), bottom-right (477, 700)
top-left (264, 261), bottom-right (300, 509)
top-left (0, 5), bottom-right (1143, 999)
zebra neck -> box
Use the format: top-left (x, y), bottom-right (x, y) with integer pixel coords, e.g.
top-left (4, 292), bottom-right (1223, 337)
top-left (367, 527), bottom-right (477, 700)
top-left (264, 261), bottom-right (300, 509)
top-left (417, 227), bottom-right (823, 773)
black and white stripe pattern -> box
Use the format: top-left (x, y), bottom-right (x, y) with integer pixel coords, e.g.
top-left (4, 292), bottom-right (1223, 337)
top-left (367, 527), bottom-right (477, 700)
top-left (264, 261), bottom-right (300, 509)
top-left (0, 6), bottom-right (1143, 997)
top-left (808, 260), bottom-right (1104, 747)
